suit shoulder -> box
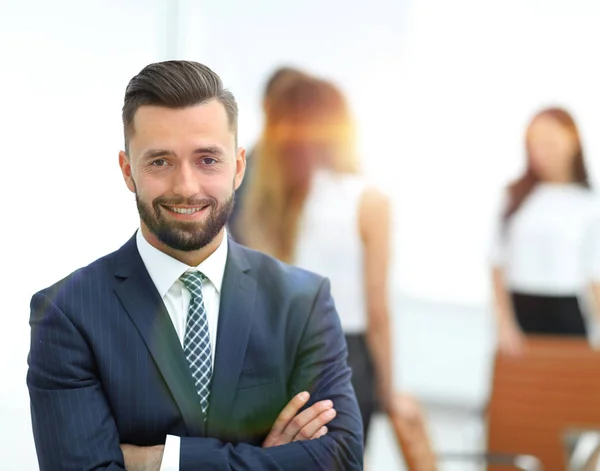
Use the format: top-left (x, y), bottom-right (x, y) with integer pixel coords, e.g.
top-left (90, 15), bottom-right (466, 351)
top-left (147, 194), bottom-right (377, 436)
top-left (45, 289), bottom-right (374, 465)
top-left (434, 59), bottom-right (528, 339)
top-left (235, 243), bottom-right (326, 292)
top-left (34, 247), bottom-right (121, 305)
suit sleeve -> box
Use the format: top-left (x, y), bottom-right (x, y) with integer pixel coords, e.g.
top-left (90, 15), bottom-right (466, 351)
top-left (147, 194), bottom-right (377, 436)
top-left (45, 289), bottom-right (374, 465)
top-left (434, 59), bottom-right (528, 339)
top-left (27, 292), bottom-right (125, 471)
top-left (179, 278), bottom-right (364, 471)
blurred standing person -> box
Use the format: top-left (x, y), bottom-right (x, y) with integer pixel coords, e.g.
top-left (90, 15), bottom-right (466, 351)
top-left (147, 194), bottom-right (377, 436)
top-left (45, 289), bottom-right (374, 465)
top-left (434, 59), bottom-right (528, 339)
top-left (228, 66), bottom-right (306, 242)
top-left (238, 76), bottom-right (394, 444)
top-left (491, 108), bottom-right (600, 356)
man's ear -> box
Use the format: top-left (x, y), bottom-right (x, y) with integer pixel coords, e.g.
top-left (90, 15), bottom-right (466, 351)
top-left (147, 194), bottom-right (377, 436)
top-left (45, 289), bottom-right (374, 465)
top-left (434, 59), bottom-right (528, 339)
top-left (234, 147), bottom-right (247, 191)
top-left (119, 151), bottom-right (136, 193)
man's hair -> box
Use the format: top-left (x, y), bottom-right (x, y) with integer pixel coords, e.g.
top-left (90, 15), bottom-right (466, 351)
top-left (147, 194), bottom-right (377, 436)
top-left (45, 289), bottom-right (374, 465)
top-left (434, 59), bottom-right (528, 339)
top-left (122, 60), bottom-right (238, 153)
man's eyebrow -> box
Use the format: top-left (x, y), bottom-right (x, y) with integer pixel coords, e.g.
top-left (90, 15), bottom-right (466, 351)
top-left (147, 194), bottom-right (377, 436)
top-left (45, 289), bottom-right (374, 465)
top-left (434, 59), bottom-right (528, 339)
top-left (192, 146), bottom-right (226, 156)
top-left (141, 149), bottom-right (175, 160)
top-left (140, 146), bottom-right (226, 160)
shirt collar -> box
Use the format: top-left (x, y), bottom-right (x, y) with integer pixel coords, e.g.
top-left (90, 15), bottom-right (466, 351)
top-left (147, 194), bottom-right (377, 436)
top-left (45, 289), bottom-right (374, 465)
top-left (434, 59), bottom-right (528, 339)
top-left (136, 228), bottom-right (229, 298)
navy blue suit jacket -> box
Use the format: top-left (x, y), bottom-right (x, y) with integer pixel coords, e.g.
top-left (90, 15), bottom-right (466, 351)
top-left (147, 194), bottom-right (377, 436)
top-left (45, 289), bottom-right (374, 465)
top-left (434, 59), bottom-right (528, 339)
top-left (27, 235), bottom-right (363, 470)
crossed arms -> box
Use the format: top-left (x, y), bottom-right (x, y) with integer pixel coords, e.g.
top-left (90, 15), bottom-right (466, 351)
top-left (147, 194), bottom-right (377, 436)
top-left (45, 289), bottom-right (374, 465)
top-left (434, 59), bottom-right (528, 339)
top-left (120, 391), bottom-right (335, 471)
top-left (27, 279), bottom-right (363, 470)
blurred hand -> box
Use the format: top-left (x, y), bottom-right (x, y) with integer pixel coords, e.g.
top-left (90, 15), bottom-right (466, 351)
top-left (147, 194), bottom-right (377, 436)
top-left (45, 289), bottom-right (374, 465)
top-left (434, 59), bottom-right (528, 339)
top-left (120, 444), bottom-right (164, 471)
top-left (498, 322), bottom-right (525, 357)
top-left (262, 392), bottom-right (335, 447)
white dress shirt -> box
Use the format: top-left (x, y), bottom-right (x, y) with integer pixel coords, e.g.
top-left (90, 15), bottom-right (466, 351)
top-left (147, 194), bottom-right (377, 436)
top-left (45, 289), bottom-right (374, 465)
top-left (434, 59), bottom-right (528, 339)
top-left (490, 183), bottom-right (600, 295)
top-left (136, 229), bottom-right (228, 471)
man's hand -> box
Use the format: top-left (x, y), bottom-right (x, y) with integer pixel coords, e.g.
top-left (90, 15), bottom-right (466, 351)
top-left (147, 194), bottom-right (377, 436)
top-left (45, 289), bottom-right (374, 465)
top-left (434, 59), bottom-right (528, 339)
top-left (262, 392), bottom-right (336, 448)
top-left (120, 444), bottom-right (164, 471)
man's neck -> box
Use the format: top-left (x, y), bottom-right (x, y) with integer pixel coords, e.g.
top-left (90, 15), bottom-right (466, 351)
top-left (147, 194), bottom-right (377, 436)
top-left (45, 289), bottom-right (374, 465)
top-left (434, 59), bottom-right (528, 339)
top-left (140, 225), bottom-right (225, 267)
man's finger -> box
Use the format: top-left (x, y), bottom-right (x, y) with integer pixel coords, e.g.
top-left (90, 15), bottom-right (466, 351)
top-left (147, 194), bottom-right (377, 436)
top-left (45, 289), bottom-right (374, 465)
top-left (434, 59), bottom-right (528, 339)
top-left (263, 392), bottom-right (310, 447)
top-left (311, 426), bottom-right (328, 440)
top-left (280, 399), bottom-right (333, 443)
top-left (294, 408), bottom-right (336, 442)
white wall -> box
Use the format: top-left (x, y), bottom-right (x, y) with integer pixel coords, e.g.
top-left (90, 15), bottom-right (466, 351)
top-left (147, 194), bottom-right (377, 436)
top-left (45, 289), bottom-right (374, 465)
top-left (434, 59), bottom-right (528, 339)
top-left (0, 1), bottom-right (167, 469)
top-left (173, 0), bottom-right (600, 306)
top-left (2, 1), bottom-right (600, 469)
top-left (384, 0), bottom-right (600, 305)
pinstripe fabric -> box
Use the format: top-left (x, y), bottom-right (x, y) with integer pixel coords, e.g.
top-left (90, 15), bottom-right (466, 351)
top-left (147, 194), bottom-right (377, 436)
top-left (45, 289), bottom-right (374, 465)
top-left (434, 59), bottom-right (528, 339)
top-left (27, 234), bottom-right (363, 471)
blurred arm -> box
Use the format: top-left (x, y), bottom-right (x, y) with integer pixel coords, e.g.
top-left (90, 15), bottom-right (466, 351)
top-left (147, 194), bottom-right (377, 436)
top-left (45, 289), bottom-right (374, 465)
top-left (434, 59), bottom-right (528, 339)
top-left (492, 267), bottom-right (524, 356)
top-left (359, 187), bottom-right (394, 413)
top-left (489, 192), bottom-right (524, 356)
top-left (492, 267), bottom-right (518, 329)
top-left (590, 284), bottom-right (600, 321)
top-left (588, 213), bottom-right (600, 321)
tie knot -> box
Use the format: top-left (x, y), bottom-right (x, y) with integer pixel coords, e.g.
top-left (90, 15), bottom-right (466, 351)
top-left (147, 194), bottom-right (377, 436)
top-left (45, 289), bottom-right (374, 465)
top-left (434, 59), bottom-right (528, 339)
top-left (179, 271), bottom-right (205, 299)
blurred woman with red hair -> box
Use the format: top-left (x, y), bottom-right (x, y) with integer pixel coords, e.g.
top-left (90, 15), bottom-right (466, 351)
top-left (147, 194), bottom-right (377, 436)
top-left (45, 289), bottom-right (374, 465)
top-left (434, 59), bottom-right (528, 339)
top-left (237, 75), bottom-right (393, 445)
top-left (491, 107), bottom-right (600, 356)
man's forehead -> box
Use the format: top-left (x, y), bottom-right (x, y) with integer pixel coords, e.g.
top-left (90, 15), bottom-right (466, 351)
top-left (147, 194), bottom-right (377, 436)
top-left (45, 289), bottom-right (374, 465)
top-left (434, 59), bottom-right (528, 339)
top-left (128, 101), bottom-right (235, 151)
top-left (133, 100), bottom-right (228, 126)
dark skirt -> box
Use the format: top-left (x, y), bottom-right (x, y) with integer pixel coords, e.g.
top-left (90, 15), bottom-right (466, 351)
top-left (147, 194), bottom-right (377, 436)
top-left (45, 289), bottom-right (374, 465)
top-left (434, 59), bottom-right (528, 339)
top-left (345, 333), bottom-right (377, 444)
top-left (511, 292), bottom-right (587, 336)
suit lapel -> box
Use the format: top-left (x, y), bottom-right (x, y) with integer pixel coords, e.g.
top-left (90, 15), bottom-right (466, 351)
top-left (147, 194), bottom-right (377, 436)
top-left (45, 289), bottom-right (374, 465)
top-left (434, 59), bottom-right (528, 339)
top-left (207, 239), bottom-right (256, 437)
top-left (113, 236), bottom-right (205, 437)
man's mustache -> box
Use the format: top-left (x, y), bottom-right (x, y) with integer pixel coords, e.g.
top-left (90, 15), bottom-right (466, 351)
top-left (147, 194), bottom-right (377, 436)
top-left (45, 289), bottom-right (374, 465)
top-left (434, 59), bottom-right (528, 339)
top-left (153, 196), bottom-right (216, 207)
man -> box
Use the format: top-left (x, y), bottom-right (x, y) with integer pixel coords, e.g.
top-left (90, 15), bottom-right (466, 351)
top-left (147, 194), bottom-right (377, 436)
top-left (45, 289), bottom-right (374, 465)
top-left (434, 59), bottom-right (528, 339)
top-left (27, 61), bottom-right (363, 470)
top-left (227, 66), bottom-right (306, 242)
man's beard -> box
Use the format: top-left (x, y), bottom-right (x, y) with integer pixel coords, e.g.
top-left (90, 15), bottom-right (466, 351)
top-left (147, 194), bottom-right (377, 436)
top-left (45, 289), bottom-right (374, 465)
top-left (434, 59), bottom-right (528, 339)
top-left (136, 189), bottom-right (234, 252)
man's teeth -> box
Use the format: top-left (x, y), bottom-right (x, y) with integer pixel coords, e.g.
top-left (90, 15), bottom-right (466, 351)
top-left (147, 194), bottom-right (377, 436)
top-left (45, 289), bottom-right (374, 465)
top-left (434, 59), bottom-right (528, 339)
top-left (169, 207), bottom-right (203, 214)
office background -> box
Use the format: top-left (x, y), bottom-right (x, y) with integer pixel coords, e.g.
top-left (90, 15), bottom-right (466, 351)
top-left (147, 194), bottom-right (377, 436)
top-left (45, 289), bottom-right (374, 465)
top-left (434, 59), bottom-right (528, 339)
top-left (2, 1), bottom-right (600, 469)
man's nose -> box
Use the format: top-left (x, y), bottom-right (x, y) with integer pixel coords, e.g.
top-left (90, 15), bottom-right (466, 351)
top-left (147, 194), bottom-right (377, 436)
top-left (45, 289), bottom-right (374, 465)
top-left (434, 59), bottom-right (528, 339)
top-left (172, 162), bottom-right (201, 198)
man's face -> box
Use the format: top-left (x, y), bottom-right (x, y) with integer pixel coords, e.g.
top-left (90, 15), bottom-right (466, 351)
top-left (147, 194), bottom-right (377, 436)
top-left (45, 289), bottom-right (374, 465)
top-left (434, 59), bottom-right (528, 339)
top-left (119, 100), bottom-right (245, 252)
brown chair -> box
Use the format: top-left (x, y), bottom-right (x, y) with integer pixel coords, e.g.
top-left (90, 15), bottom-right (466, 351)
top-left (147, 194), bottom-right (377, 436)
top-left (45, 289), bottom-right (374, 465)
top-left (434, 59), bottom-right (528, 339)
top-left (390, 336), bottom-right (600, 471)
top-left (486, 336), bottom-right (600, 471)
top-left (389, 394), bottom-right (540, 470)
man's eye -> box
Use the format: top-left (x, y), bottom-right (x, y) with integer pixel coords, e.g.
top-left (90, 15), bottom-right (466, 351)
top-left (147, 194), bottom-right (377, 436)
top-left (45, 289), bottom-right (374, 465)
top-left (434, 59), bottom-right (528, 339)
top-left (151, 159), bottom-right (167, 167)
top-left (201, 157), bottom-right (217, 165)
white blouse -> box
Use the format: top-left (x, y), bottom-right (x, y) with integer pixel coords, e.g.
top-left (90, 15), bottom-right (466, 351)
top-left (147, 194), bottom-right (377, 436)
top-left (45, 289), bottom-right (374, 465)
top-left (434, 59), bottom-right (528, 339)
top-left (294, 170), bottom-right (368, 334)
top-left (490, 183), bottom-right (600, 296)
